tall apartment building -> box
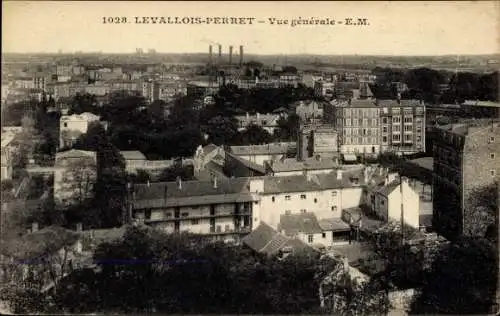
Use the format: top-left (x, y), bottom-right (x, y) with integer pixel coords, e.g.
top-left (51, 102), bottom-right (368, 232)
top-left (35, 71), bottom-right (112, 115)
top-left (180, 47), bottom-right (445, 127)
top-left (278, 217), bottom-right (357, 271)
top-left (433, 120), bottom-right (500, 238)
top-left (432, 120), bottom-right (499, 239)
top-left (324, 98), bottom-right (426, 157)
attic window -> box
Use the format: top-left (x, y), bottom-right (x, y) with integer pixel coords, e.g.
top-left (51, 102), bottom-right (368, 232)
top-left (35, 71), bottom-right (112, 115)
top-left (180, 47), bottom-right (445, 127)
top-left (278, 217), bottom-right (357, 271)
top-left (272, 196), bottom-right (275, 202)
top-left (285, 195), bottom-right (291, 201)
top-left (314, 198), bottom-right (318, 203)
top-left (300, 194), bottom-right (307, 200)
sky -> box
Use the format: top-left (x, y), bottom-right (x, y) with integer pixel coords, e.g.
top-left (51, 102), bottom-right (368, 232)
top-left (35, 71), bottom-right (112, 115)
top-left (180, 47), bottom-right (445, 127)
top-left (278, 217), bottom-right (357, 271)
top-left (2, 1), bottom-right (499, 56)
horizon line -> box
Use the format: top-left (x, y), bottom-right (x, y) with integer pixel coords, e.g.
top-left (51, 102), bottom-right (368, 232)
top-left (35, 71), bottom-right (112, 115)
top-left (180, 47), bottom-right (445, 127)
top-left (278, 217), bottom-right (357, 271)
top-left (2, 51), bottom-right (498, 58)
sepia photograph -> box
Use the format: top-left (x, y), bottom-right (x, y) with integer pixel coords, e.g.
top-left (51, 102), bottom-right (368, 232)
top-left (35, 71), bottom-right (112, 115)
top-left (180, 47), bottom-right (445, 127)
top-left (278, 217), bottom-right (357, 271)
top-left (1, 1), bottom-right (499, 314)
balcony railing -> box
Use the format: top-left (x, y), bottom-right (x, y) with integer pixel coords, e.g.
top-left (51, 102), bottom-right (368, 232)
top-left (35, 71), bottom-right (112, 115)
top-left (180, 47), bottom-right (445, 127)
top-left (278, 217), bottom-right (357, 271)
top-left (142, 211), bottom-right (252, 223)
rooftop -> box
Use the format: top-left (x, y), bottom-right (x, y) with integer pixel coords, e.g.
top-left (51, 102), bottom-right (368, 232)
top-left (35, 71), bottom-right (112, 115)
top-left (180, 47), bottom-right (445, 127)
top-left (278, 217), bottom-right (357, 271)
top-left (435, 120), bottom-right (499, 136)
top-left (60, 112), bottom-right (100, 122)
top-left (230, 142), bottom-right (296, 156)
top-left (263, 170), bottom-right (364, 194)
top-left (407, 157), bottom-right (433, 172)
top-left (318, 217), bottom-right (351, 232)
top-left (55, 149), bottom-right (97, 162)
top-left (269, 157), bottom-right (338, 173)
top-left (279, 212), bottom-right (323, 235)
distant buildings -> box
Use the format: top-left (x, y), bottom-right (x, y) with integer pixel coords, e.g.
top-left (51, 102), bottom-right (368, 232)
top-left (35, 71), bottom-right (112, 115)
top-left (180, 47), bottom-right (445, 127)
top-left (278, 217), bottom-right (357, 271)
top-left (432, 120), bottom-right (499, 239)
top-left (234, 112), bottom-right (286, 134)
top-left (59, 112), bottom-right (101, 149)
top-left (1, 134), bottom-right (16, 181)
top-left (293, 100), bottom-right (324, 122)
top-left (54, 149), bottom-right (97, 208)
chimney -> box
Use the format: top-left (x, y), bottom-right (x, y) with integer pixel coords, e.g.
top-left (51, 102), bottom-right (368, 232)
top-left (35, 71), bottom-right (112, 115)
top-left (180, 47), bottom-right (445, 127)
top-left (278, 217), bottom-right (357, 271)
top-left (31, 222), bottom-right (39, 232)
top-left (229, 46), bottom-right (233, 65)
top-left (364, 167), bottom-right (369, 184)
top-left (336, 169), bottom-right (343, 180)
top-left (246, 112), bottom-right (250, 119)
top-left (176, 176), bottom-right (182, 190)
top-left (213, 176), bottom-right (218, 188)
top-left (256, 112), bottom-right (260, 120)
top-left (76, 222), bottom-right (83, 232)
top-left (209, 45), bottom-right (213, 65)
top-left (147, 180), bottom-right (151, 187)
top-left (239, 45), bottom-right (244, 67)
top-left (218, 44), bottom-right (222, 65)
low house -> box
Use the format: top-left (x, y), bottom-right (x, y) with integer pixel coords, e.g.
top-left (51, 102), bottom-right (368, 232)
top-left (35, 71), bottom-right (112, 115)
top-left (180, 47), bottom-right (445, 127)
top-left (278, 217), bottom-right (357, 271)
top-left (242, 222), bottom-right (318, 258)
top-left (224, 151), bottom-right (267, 178)
top-left (370, 177), bottom-right (420, 229)
top-left (120, 150), bottom-right (185, 176)
top-left (278, 212), bottom-right (352, 248)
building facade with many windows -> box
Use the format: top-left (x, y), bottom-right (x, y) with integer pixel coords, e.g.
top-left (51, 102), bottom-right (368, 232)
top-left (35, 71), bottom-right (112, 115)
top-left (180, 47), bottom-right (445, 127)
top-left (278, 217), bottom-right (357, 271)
top-left (432, 120), bottom-right (499, 239)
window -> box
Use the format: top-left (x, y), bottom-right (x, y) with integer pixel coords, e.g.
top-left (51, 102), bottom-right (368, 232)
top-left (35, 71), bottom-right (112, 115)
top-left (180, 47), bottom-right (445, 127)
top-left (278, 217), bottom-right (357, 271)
top-left (380, 200), bottom-right (384, 205)
top-left (331, 206), bottom-right (337, 212)
top-left (491, 153), bottom-right (496, 159)
top-left (285, 195), bottom-right (291, 201)
top-left (322, 233), bottom-right (326, 238)
top-left (404, 125), bottom-right (412, 132)
top-left (392, 134), bottom-right (401, 141)
top-left (491, 170), bottom-right (496, 176)
top-left (393, 125), bottom-right (400, 132)
top-left (272, 196), bottom-right (275, 202)
top-left (300, 194), bottom-right (307, 200)
top-left (382, 136), bottom-right (388, 143)
top-left (404, 134), bottom-right (412, 141)
top-left (393, 117), bottom-right (401, 123)
top-left (332, 191), bottom-right (337, 197)
top-left (191, 219), bottom-right (199, 225)
top-left (63, 122), bottom-right (68, 127)
top-left (285, 210), bottom-right (291, 215)
top-left (404, 117), bottom-right (413, 123)
top-left (382, 126), bottom-right (388, 133)
top-left (417, 136), bottom-right (421, 142)
top-left (308, 235), bottom-right (314, 243)
top-left (382, 118), bottom-right (388, 124)
top-left (300, 209), bottom-right (306, 213)
top-left (181, 212), bottom-right (189, 217)
top-left (314, 198), bottom-right (318, 203)
top-left (490, 136), bottom-right (495, 143)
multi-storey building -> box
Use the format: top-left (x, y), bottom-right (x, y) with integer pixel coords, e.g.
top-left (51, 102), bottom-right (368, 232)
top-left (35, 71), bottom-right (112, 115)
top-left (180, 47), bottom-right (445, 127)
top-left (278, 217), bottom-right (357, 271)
top-left (324, 99), bottom-right (381, 156)
top-left (129, 177), bottom-right (263, 244)
top-left (378, 99), bottom-right (426, 155)
top-left (314, 80), bottom-right (336, 99)
top-left (324, 98), bottom-right (426, 157)
top-left (59, 112), bottom-right (101, 149)
top-left (432, 120), bottom-right (500, 239)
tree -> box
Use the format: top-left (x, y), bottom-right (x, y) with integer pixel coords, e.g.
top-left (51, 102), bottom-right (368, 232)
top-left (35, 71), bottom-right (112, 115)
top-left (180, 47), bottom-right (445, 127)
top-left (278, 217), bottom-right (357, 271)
top-left (233, 124), bottom-right (274, 145)
top-left (203, 115), bottom-right (239, 145)
top-left (275, 113), bottom-right (300, 141)
top-left (410, 237), bottom-right (497, 314)
top-left (157, 165), bottom-right (194, 182)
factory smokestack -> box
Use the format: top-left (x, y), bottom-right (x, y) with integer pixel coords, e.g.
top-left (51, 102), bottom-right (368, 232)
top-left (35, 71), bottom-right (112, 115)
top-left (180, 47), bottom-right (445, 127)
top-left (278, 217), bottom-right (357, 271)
top-left (229, 46), bottom-right (233, 66)
top-left (218, 44), bottom-right (222, 65)
top-left (239, 45), bottom-right (244, 67)
top-left (209, 45), bottom-right (213, 65)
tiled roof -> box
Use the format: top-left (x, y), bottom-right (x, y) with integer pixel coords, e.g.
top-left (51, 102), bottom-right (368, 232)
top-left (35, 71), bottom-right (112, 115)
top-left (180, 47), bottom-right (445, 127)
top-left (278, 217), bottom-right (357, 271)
top-left (263, 169), bottom-right (363, 194)
top-left (55, 149), bottom-right (97, 161)
top-left (226, 152), bottom-right (266, 174)
top-left (375, 180), bottom-right (401, 197)
top-left (132, 177), bottom-right (258, 208)
top-left (120, 151), bottom-right (146, 161)
top-left (318, 218), bottom-right (351, 232)
top-left (279, 212), bottom-right (323, 235)
top-left (242, 222), bottom-right (317, 256)
top-left (242, 222), bottom-right (284, 253)
top-left (269, 158), bottom-right (337, 173)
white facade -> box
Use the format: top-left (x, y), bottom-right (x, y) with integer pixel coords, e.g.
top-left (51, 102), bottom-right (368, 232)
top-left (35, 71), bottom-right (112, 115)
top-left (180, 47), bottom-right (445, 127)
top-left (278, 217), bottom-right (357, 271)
top-left (372, 179), bottom-right (420, 228)
top-left (259, 186), bottom-right (363, 229)
top-left (59, 112), bottom-right (101, 149)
